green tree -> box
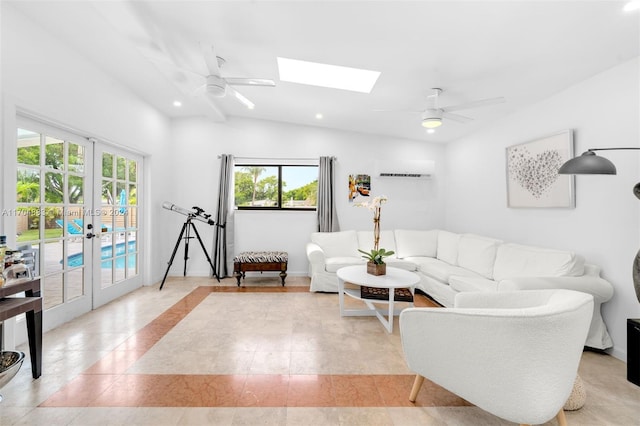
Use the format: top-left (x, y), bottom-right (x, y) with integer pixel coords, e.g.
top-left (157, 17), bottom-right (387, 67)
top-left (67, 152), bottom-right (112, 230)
top-left (256, 175), bottom-right (279, 206)
top-left (284, 179), bottom-right (318, 206)
top-left (234, 171), bottom-right (255, 206)
top-left (243, 167), bottom-right (266, 206)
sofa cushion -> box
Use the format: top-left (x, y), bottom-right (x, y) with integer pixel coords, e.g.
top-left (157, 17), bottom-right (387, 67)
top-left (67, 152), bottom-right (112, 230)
top-left (493, 243), bottom-right (585, 281)
top-left (417, 257), bottom-right (481, 283)
top-left (385, 258), bottom-right (418, 272)
top-left (449, 275), bottom-right (499, 293)
top-left (394, 229), bottom-right (439, 259)
top-left (357, 230), bottom-right (397, 255)
top-left (311, 230), bottom-right (359, 258)
top-left (437, 231), bottom-right (460, 265)
top-left (457, 234), bottom-right (502, 279)
top-left (325, 257), bottom-right (363, 273)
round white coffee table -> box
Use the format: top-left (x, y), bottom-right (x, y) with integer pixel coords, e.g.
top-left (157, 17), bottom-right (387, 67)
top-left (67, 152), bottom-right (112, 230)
top-left (337, 265), bottom-right (420, 333)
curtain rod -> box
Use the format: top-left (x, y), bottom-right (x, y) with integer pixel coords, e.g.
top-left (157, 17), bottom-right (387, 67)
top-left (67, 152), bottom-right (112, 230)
top-left (217, 155), bottom-right (335, 161)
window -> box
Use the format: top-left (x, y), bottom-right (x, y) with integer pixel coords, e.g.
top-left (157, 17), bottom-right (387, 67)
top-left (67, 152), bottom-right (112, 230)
top-left (234, 164), bottom-right (318, 210)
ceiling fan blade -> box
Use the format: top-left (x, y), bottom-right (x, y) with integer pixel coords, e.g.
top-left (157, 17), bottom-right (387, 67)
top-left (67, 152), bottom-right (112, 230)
top-left (372, 109), bottom-right (422, 114)
top-left (225, 78), bottom-right (276, 87)
top-left (226, 86), bottom-right (255, 110)
top-left (442, 112), bottom-right (474, 123)
top-left (201, 43), bottom-right (221, 76)
top-left (442, 97), bottom-right (505, 112)
top-left (147, 55), bottom-right (205, 95)
top-left (202, 93), bottom-right (228, 121)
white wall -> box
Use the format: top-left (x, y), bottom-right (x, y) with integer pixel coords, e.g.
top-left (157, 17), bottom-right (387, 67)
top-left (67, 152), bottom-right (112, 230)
top-left (1, 4), bottom-right (172, 291)
top-left (165, 117), bottom-right (446, 278)
top-left (445, 58), bottom-right (640, 361)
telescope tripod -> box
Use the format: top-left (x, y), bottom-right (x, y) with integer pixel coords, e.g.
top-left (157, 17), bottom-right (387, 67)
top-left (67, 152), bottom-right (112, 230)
top-left (159, 216), bottom-right (220, 290)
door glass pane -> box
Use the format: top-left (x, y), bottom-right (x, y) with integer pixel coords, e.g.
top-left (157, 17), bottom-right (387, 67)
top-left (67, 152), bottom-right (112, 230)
top-left (124, 207), bottom-right (137, 229)
top-left (68, 175), bottom-right (84, 204)
top-left (44, 272), bottom-right (63, 310)
top-left (45, 207), bottom-right (64, 240)
top-left (128, 184), bottom-right (137, 206)
top-left (102, 180), bottom-right (114, 205)
top-left (14, 242), bottom-right (39, 278)
top-left (116, 156), bottom-right (126, 180)
top-left (115, 255), bottom-right (126, 282)
top-left (99, 207), bottom-right (113, 232)
top-left (116, 182), bottom-right (126, 207)
top-left (102, 152), bottom-right (113, 177)
top-left (45, 137), bottom-right (64, 170)
top-left (44, 240), bottom-right (64, 275)
top-left (44, 172), bottom-right (64, 203)
top-left (68, 143), bottom-right (85, 173)
top-left (17, 168), bottom-right (40, 203)
top-left (68, 237), bottom-right (83, 267)
top-left (67, 269), bottom-right (84, 301)
top-left (17, 129), bottom-right (40, 165)
top-left (16, 207), bottom-right (40, 241)
top-left (101, 260), bottom-right (113, 289)
top-left (128, 160), bottom-right (137, 182)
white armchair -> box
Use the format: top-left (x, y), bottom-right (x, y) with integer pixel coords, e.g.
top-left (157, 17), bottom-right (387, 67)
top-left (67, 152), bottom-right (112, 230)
top-left (400, 290), bottom-right (594, 426)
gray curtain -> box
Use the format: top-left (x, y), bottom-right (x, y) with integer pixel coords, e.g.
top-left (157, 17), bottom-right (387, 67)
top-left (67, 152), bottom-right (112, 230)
top-left (213, 154), bottom-right (234, 277)
top-left (317, 156), bottom-right (340, 232)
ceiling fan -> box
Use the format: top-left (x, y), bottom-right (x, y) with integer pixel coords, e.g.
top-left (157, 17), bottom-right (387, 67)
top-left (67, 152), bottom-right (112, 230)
top-left (190, 43), bottom-right (276, 110)
top-left (92, 2), bottom-right (275, 116)
top-left (377, 88), bottom-right (505, 128)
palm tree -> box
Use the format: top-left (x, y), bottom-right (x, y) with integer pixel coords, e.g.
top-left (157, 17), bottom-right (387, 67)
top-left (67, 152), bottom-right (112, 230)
top-left (243, 167), bottom-right (265, 206)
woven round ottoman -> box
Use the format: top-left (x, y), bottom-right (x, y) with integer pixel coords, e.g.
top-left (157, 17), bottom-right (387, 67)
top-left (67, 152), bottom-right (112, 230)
top-left (563, 375), bottom-right (586, 411)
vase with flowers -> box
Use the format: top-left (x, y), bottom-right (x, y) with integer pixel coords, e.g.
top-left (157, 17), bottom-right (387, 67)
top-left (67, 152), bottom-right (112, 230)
top-left (355, 195), bottom-right (394, 275)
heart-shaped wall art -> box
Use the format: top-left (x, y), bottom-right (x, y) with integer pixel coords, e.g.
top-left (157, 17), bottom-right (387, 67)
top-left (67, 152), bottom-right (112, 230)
top-left (508, 147), bottom-right (563, 199)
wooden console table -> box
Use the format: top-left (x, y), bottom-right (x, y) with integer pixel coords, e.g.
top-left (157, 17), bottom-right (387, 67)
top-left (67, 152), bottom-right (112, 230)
top-left (233, 251), bottom-right (288, 286)
top-left (0, 278), bottom-right (42, 379)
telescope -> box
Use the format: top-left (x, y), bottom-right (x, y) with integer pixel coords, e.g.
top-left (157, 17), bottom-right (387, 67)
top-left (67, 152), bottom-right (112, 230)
top-left (162, 202), bottom-right (215, 226)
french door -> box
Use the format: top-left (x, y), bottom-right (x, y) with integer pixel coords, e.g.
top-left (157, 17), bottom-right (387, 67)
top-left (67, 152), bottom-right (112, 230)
top-left (91, 143), bottom-right (142, 308)
top-left (15, 118), bottom-right (142, 331)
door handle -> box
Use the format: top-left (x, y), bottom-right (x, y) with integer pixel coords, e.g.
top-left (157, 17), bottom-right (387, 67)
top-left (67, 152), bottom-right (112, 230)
top-left (86, 223), bottom-right (95, 239)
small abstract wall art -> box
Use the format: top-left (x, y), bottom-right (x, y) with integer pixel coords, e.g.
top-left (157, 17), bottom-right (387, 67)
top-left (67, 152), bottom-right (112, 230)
top-left (349, 174), bottom-right (371, 202)
top-left (506, 130), bottom-right (575, 208)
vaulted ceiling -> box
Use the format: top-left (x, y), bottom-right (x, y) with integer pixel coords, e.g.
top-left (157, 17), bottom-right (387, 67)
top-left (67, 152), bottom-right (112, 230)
top-left (7, 1), bottom-right (640, 142)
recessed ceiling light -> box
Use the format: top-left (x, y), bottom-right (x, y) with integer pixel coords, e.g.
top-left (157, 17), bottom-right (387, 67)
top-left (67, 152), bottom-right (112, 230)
top-left (315, 113), bottom-right (323, 119)
top-left (277, 57), bottom-right (381, 93)
top-left (624, 1), bottom-right (640, 12)
top-left (426, 129), bottom-right (436, 134)
top-left (173, 100), bottom-right (182, 107)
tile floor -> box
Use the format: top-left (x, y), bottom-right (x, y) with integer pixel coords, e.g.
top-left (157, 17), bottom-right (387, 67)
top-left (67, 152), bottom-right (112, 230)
top-left (1, 276), bottom-right (639, 425)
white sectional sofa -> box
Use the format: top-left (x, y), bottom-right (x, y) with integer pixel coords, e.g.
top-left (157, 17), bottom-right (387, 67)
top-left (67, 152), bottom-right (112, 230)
top-left (306, 229), bottom-right (614, 350)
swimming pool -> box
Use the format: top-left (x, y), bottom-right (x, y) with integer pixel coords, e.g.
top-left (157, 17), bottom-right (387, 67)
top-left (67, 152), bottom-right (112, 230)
top-left (66, 240), bottom-right (136, 269)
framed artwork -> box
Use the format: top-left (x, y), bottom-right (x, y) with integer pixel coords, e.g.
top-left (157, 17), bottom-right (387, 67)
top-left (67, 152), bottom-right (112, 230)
top-left (349, 174), bottom-right (370, 202)
top-left (506, 130), bottom-right (575, 208)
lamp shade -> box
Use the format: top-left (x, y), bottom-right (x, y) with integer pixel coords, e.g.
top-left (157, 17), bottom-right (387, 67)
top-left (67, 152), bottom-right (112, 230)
top-left (558, 151), bottom-right (617, 175)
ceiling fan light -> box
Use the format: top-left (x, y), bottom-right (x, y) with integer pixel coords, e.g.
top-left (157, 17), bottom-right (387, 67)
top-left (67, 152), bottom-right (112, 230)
top-left (422, 118), bottom-right (442, 128)
top-left (206, 75), bottom-right (226, 97)
top-left (206, 84), bottom-right (226, 97)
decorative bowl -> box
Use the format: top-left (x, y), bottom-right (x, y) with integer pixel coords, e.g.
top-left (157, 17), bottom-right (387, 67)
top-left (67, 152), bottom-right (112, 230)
top-left (0, 351), bottom-right (25, 399)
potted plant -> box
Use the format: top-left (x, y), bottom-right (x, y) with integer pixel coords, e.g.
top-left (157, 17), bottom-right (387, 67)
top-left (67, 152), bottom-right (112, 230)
top-left (355, 195), bottom-right (392, 275)
top-left (358, 247), bottom-right (395, 276)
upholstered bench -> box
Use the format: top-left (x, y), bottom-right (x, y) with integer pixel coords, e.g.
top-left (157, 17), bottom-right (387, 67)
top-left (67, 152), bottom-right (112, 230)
top-left (233, 251), bottom-right (288, 286)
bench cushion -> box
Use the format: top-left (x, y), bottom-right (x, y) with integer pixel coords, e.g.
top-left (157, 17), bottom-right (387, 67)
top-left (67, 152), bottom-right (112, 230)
top-left (234, 251), bottom-right (288, 263)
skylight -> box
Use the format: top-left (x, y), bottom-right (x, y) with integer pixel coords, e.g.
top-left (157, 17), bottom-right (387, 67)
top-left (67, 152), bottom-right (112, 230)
top-left (277, 57), bottom-right (380, 93)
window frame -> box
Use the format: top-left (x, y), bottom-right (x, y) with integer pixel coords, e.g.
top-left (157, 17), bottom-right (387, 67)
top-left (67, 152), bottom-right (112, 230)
top-left (234, 163), bottom-right (318, 211)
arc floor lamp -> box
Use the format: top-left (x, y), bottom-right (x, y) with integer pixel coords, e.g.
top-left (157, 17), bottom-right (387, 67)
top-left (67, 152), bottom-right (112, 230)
top-left (558, 147), bottom-right (640, 303)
